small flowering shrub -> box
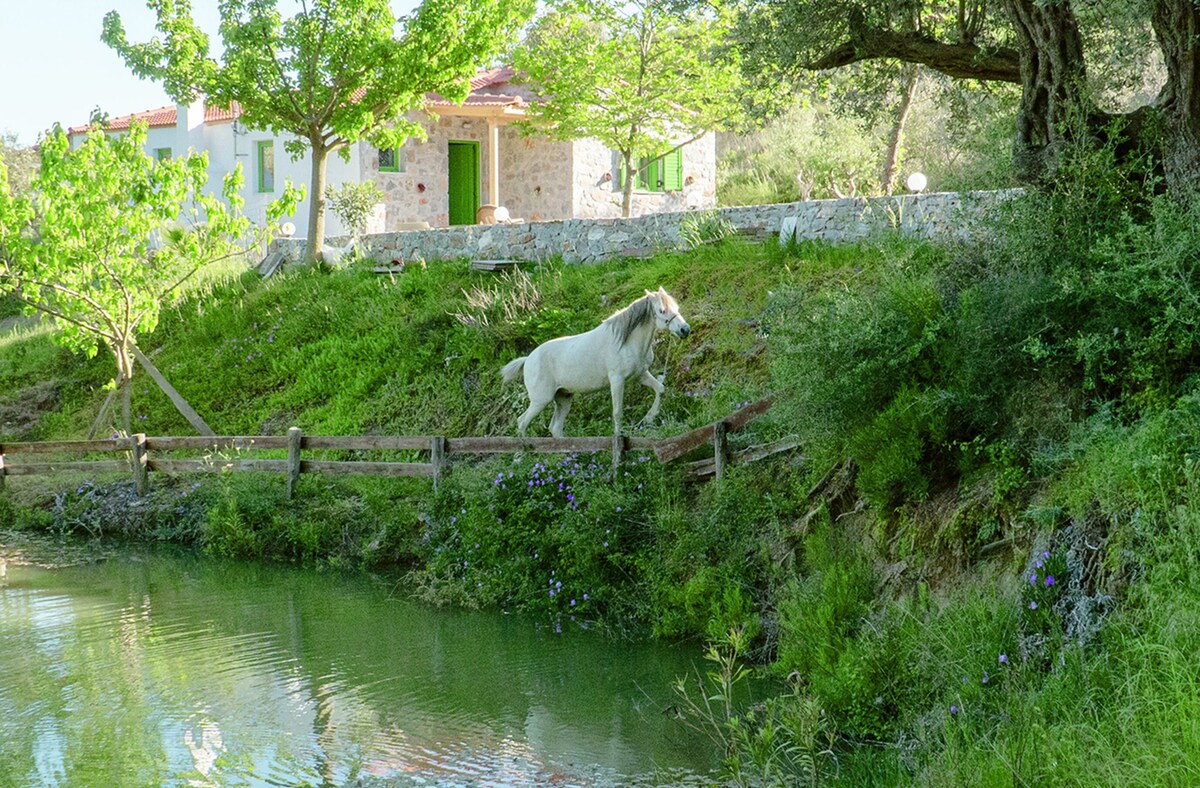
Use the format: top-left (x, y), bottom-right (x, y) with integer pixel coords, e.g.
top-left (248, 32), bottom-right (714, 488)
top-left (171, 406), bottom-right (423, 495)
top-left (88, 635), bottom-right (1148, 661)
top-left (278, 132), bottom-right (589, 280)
top-left (1020, 547), bottom-right (1069, 660)
top-left (416, 453), bottom-right (663, 623)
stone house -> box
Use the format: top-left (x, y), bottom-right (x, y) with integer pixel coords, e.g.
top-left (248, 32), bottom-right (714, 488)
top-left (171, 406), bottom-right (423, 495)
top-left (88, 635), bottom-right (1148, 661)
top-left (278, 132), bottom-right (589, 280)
top-left (67, 67), bottom-right (717, 239)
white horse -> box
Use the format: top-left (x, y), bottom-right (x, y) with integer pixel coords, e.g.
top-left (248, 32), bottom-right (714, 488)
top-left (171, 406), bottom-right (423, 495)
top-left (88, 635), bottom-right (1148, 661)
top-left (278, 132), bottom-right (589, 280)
top-left (501, 287), bottom-right (691, 442)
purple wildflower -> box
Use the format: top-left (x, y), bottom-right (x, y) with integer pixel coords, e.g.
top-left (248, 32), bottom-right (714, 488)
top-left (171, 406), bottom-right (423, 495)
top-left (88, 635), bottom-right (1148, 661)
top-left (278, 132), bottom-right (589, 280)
top-left (1029, 600), bottom-right (1038, 610)
top-left (1045, 575), bottom-right (1055, 587)
top-left (950, 705), bottom-right (958, 715)
top-left (998, 654), bottom-right (1008, 664)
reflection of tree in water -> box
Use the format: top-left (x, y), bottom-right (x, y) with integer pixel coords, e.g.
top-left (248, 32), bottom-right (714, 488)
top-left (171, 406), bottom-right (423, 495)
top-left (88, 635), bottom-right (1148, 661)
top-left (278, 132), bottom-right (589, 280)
top-left (0, 546), bottom-right (716, 784)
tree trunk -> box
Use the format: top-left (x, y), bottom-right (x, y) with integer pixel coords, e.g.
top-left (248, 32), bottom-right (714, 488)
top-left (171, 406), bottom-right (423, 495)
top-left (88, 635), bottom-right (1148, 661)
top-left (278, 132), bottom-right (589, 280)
top-left (305, 141), bottom-right (330, 264)
top-left (1152, 0), bottom-right (1200, 199)
top-left (1001, 0), bottom-right (1091, 185)
top-left (882, 65), bottom-right (921, 195)
top-left (116, 342), bottom-right (134, 436)
top-left (621, 150), bottom-right (635, 218)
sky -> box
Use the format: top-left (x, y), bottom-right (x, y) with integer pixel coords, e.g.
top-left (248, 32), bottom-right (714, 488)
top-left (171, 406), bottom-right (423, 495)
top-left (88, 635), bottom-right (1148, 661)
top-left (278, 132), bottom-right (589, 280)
top-left (0, 1), bottom-right (418, 147)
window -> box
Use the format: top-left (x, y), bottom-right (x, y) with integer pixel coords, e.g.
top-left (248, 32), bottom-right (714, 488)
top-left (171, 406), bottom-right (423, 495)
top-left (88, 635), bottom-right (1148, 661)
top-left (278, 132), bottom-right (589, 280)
top-left (257, 140), bottom-right (275, 192)
top-left (378, 144), bottom-right (405, 173)
top-left (619, 147), bottom-right (683, 193)
top-left (154, 147), bottom-right (172, 161)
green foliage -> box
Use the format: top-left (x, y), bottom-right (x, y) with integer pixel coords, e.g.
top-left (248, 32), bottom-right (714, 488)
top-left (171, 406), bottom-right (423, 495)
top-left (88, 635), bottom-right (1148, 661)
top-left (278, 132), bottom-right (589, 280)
top-left (415, 453), bottom-right (667, 625)
top-left (649, 468), bottom-right (794, 640)
top-left (0, 122), bottom-right (296, 435)
top-left (324, 181), bottom-right (384, 238)
top-left (678, 210), bottom-right (736, 248)
top-left (0, 132), bottom-right (37, 196)
top-left (9, 175), bottom-right (1200, 784)
top-left (514, 0), bottom-right (762, 216)
top-left (719, 101), bottom-right (882, 206)
top-left (672, 626), bottom-right (837, 787)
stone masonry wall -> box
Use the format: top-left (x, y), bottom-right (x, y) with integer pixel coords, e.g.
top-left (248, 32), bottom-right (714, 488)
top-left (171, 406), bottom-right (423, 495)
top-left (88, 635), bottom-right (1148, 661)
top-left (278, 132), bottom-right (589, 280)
top-left (271, 190), bottom-right (1020, 266)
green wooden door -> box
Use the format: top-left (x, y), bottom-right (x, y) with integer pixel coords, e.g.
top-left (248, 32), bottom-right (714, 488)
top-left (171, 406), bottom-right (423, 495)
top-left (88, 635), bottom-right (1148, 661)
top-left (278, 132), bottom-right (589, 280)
top-left (447, 141), bottom-right (480, 225)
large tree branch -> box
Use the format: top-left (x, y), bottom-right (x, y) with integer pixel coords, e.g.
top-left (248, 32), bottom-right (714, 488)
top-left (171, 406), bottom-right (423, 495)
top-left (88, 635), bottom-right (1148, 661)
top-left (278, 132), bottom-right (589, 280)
top-left (808, 30), bottom-right (1020, 83)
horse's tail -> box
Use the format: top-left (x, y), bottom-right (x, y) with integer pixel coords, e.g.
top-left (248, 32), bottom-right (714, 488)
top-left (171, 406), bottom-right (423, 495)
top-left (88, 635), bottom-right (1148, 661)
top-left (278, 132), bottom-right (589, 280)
top-left (500, 356), bottom-right (527, 384)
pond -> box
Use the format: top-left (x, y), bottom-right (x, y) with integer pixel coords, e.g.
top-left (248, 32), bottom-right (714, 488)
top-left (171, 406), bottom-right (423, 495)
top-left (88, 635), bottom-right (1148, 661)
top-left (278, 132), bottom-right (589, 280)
top-left (0, 537), bottom-right (717, 786)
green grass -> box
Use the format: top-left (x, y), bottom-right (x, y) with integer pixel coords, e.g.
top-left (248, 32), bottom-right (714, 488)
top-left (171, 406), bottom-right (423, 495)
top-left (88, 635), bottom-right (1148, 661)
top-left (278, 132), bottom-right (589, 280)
top-left (5, 201), bottom-right (1200, 785)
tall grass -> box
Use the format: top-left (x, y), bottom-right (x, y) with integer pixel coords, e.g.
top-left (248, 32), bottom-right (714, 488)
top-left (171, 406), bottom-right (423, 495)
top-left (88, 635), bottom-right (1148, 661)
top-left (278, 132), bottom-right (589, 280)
top-left (5, 153), bottom-right (1200, 783)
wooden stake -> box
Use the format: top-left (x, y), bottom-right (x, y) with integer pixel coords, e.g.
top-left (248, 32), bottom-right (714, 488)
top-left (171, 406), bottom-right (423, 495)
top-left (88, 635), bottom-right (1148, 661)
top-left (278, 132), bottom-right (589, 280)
top-left (431, 436), bottom-right (446, 491)
top-left (0, 452), bottom-right (6, 491)
top-left (131, 433), bottom-right (149, 496)
top-left (712, 420), bottom-right (728, 482)
top-left (131, 345), bottom-right (215, 436)
top-left (287, 427), bottom-right (303, 499)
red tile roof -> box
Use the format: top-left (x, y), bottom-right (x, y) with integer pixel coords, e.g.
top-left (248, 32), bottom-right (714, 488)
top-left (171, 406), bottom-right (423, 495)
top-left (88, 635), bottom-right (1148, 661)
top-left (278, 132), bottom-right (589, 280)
top-left (69, 69), bottom-right (528, 134)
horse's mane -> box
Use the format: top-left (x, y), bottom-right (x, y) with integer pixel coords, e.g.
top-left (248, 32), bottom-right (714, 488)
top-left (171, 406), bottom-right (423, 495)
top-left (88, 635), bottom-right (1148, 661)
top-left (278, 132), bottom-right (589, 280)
top-left (603, 294), bottom-right (655, 347)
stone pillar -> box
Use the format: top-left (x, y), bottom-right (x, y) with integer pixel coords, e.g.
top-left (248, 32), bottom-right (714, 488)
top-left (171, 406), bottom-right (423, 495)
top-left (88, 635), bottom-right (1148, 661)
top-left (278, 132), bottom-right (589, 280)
top-left (488, 118), bottom-right (501, 207)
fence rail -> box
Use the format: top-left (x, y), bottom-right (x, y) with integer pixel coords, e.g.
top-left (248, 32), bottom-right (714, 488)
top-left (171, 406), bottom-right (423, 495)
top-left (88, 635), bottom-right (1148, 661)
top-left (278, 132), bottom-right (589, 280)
top-left (0, 399), bottom-right (799, 497)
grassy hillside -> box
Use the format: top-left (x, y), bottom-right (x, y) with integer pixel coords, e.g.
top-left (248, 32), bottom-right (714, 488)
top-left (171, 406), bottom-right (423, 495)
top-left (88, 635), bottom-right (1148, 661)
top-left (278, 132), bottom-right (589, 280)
top-left (5, 165), bottom-right (1200, 784)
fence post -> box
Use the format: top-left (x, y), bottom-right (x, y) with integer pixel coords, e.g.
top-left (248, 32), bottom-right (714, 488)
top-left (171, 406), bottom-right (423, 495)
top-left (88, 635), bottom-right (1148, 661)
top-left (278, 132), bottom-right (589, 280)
top-left (287, 427), bottom-right (303, 499)
top-left (712, 420), bottom-right (728, 482)
top-left (431, 436), bottom-right (446, 491)
top-left (0, 451), bottom-right (6, 491)
top-left (131, 433), bottom-right (149, 496)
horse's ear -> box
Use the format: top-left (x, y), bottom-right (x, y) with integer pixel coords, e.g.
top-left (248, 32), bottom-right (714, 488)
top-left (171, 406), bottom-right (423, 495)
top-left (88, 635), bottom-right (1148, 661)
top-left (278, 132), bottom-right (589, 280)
top-left (658, 286), bottom-right (668, 296)
top-left (644, 289), bottom-right (655, 298)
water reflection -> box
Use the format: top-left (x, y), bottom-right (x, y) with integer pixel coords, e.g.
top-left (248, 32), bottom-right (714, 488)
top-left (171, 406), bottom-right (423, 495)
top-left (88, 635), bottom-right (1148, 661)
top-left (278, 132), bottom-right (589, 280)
top-left (0, 543), bottom-right (715, 786)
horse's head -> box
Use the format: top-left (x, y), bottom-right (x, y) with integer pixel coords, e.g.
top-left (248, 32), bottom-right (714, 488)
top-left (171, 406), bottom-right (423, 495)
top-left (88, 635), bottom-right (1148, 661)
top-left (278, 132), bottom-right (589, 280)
top-left (646, 287), bottom-right (691, 339)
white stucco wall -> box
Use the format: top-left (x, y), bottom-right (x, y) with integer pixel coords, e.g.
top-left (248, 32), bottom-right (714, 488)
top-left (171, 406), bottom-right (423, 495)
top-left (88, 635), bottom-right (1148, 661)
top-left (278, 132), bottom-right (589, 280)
top-left (176, 101), bottom-right (360, 238)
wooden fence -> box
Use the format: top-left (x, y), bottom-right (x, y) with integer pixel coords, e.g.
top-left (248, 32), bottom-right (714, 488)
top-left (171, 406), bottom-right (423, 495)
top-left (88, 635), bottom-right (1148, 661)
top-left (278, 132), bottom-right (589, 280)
top-left (0, 399), bottom-right (800, 497)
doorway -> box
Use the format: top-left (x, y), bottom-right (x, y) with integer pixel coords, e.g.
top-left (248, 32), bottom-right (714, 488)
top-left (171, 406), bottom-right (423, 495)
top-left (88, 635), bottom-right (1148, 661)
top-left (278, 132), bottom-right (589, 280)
top-left (447, 140), bottom-right (481, 225)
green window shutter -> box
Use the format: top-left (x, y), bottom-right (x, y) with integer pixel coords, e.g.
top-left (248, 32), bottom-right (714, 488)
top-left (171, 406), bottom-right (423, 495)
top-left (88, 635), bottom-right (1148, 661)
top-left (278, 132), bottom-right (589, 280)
top-left (639, 156), bottom-right (661, 191)
top-left (662, 148), bottom-right (683, 191)
top-left (379, 145), bottom-right (402, 172)
top-left (257, 141), bottom-right (275, 193)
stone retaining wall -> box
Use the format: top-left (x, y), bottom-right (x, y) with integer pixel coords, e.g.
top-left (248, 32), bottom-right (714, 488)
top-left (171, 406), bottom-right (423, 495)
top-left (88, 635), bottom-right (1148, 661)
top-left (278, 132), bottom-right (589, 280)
top-left (270, 190), bottom-right (1020, 267)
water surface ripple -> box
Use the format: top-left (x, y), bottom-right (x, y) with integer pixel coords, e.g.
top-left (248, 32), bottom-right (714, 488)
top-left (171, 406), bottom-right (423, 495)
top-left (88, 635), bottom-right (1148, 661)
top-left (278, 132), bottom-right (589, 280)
top-left (0, 542), bottom-right (715, 786)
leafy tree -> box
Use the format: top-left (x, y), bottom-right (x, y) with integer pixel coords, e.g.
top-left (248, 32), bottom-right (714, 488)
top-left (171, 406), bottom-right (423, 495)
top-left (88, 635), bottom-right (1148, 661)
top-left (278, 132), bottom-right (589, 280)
top-left (325, 181), bottom-right (385, 240)
top-left (0, 133), bottom-right (37, 197)
top-left (738, 0), bottom-right (1200, 195)
top-left (513, 0), bottom-right (761, 217)
top-left (0, 123), bottom-right (297, 435)
top-left (103, 0), bottom-right (534, 263)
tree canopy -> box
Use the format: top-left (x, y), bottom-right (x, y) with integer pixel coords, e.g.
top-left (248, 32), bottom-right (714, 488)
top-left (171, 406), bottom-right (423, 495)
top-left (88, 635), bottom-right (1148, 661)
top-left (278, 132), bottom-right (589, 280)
top-left (0, 123), bottom-right (297, 435)
top-left (739, 0), bottom-right (1199, 195)
top-left (104, 0), bottom-right (534, 261)
top-left (514, 0), bottom-right (760, 216)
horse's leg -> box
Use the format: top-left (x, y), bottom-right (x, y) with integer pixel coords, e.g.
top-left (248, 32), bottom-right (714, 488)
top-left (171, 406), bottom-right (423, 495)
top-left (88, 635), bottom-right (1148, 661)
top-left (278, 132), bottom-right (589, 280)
top-left (637, 369), bottom-right (665, 426)
top-left (609, 373), bottom-right (625, 468)
top-left (549, 392), bottom-right (573, 439)
top-left (517, 391), bottom-right (553, 436)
